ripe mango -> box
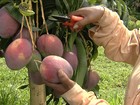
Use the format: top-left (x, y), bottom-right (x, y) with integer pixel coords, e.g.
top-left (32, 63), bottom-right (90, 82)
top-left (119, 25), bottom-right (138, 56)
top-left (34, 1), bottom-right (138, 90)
top-left (0, 7), bottom-right (20, 38)
top-left (63, 51), bottom-right (78, 70)
top-left (5, 38), bottom-right (33, 70)
top-left (40, 55), bottom-right (73, 83)
top-left (37, 34), bottom-right (63, 57)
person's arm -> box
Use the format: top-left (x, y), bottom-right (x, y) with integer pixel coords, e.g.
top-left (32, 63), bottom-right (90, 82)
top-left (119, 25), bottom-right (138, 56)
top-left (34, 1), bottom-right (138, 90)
top-left (88, 7), bottom-right (140, 66)
top-left (46, 70), bottom-right (109, 105)
top-left (70, 6), bottom-right (140, 66)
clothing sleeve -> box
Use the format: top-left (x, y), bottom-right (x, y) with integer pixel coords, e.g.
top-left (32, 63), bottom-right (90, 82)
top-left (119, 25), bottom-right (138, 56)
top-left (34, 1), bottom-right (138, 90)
top-left (89, 7), bottom-right (140, 66)
top-left (62, 83), bottom-right (109, 105)
top-left (124, 55), bottom-right (140, 105)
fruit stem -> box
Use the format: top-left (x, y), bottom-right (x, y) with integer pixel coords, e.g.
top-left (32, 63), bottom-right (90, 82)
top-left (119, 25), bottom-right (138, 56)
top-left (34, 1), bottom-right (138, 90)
top-left (25, 16), bottom-right (36, 49)
top-left (36, 1), bottom-right (39, 37)
top-left (64, 28), bottom-right (69, 51)
top-left (19, 16), bottom-right (24, 38)
top-left (39, 0), bottom-right (49, 34)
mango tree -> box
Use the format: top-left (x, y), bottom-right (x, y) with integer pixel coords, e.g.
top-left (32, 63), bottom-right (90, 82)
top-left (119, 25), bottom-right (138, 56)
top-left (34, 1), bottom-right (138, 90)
top-left (0, 0), bottom-right (101, 104)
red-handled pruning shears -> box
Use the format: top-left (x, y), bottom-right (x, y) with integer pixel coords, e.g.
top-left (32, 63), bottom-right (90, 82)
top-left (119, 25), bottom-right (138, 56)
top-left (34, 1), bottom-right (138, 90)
top-left (49, 15), bottom-right (83, 29)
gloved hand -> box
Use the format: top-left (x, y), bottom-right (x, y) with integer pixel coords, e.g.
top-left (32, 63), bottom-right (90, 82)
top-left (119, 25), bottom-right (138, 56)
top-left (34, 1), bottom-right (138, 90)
top-left (45, 70), bottom-right (75, 95)
top-left (69, 6), bottom-right (104, 30)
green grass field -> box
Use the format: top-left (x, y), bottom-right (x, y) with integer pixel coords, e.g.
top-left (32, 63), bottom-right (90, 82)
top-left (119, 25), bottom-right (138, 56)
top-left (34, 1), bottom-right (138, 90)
top-left (0, 46), bottom-right (132, 105)
top-left (0, 59), bottom-right (29, 105)
top-left (92, 47), bottom-right (132, 105)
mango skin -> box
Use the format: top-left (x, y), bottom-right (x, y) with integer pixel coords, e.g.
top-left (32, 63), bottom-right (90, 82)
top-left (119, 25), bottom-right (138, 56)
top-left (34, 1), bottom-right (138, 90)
top-left (63, 51), bottom-right (78, 70)
top-left (85, 70), bottom-right (100, 90)
top-left (0, 7), bottom-right (20, 38)
top-left (5, 38), bottom-right (33, 70)
top-left (72, 44), bottom-right (77, 56)
top-left (37, 34), bottom-right (64, 57)
top-left (14, 27), bottom-right (31, 41)
top-left (40, 55), bottom-right (73, 83)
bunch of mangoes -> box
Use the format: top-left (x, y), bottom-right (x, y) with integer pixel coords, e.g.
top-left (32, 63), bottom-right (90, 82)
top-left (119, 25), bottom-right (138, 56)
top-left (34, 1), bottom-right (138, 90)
top-left (0, 6), bottom-right (78, 85)
top-left (0, 1), bottom-right (99, 95)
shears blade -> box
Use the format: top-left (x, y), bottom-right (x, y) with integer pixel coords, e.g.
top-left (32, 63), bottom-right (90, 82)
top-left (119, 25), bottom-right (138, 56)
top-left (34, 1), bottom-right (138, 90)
top-left (49, 15), bottom-right (70, 22)
top-left (49, 15), bottom-right (84, 30)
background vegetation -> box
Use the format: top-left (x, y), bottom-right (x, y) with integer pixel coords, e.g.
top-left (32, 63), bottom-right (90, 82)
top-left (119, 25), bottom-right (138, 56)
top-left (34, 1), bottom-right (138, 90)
top-left (93, 47), bottom-right (132, 105)
top-left (0, 0), bottom-right (139, 105)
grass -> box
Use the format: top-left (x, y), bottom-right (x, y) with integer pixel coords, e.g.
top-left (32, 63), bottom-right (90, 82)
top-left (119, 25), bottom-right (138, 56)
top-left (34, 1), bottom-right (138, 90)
top-left (92, 47), bottom-right (132, 105)
top-left (0, 58), bottom-right (29, 105)
top-left (0, 46), bottom-right (132, 105)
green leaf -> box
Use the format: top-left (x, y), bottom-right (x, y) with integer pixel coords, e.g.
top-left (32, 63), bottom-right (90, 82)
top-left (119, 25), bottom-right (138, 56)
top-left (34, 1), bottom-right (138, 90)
top-left (0, 0), bottom-right (10, 7)
top-left (75, 37), bottom-right (88, 87)
top-left (68, 32), bottom-right (77, 51)
top-left (18, 84), bottom-right (29, 89)
top-left (55, 0), bottom-right (63, 14)
top-left (19, 2), bottom-right (35, 16)
top-left (136, 20), bottom-right (140, 28)
top-left (32, 27), bottom-right (41, 32)
top-left (19, 9), bottom-right (35, 16)
top-left (32, 0), bottom-right (38, 3)
top-left (62, 0), bottom-right (70, 13)
top-left (88, 0), bottom-right (97, 4)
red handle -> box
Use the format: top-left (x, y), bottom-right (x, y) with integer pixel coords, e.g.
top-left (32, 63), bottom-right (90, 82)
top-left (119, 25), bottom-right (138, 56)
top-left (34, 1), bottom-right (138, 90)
top-left (63, 15), bottom-right (83, 29)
